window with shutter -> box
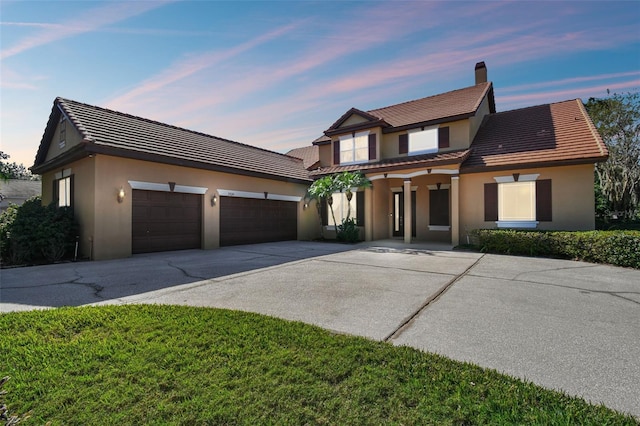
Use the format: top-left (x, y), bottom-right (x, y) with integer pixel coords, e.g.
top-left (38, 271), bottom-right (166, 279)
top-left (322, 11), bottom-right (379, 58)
top-left (438, 126), bottom-right (450, 149)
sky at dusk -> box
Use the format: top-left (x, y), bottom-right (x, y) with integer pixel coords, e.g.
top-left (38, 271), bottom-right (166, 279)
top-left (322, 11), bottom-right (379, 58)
top-left (1, 0), bottom-right (639, 168)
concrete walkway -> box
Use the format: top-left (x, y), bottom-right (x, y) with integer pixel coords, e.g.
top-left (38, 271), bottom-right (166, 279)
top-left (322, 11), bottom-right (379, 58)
top-left (1, 240), bottom-right (638, 417)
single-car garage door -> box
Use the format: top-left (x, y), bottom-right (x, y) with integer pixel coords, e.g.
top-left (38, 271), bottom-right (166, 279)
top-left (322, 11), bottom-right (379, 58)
top-left (132, 190), bottom-right (202, 254)
top-left (220, 197), bottom-right (297, 246)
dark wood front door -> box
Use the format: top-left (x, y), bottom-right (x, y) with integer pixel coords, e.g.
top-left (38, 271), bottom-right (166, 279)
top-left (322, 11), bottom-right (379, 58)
top-left (132, 190), bottom-right (202, 254)
top-left (220, 197), bottom-right (297, 246)
top-left (392, 190), bottom-right (416, 237)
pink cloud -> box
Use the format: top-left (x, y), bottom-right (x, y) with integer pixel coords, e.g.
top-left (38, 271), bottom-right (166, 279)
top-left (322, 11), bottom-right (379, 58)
top-left (1, 2), bottom-right (173, 60)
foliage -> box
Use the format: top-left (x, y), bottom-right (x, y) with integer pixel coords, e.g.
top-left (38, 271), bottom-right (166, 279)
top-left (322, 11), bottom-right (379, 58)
top-left (0, 197), bottom-right (79, 266)
top-left (0, 151), bottom-right (39, 182)
top-left (307, 171), bottom-right (371, 241)
top-left (1, 305), bottom-right (635, 425)
top-left (471, 229), bottom-right (640, 269)
top-left (585, 92), bottom-right (640, 220)
top-left (336, 217), bottom-right (360, 243)
top-left (1, 376), bottom-right (31, 425)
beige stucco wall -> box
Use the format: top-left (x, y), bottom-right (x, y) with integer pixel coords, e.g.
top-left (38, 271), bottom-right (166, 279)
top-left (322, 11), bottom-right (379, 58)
top-left (318, 143), bottom-right (332, 167)
top-left (340, 114), bottom-right (369, 127)
top-left (44, 115), bottom-right (84, 163)
top-left (43, 154), bottom-right (317, 261)
top-left (468, 94), bottom-right (492, 143)
top-left (458, 164), bottom-right (597, 241)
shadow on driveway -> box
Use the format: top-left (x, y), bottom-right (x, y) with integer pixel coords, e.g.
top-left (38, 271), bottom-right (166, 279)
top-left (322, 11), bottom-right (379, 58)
top-left (0, 241), bottom-right (357, 312)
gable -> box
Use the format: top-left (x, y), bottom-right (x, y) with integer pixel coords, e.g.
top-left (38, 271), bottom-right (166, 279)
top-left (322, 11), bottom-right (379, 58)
top-left (339, 113), bottom-right (373, 128)
top-left (43, 108), bottom-right (85, 163)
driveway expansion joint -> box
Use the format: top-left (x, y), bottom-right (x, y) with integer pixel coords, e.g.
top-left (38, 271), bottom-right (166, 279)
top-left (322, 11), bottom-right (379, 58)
top-left (383, 254), bottom-right (485, 342)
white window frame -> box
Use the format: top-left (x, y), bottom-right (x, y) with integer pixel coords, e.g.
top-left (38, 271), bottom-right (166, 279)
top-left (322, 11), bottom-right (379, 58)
top-left (339, 131), bottom-right (369, 165)
top-left (494, 174), bottom-right (539, 229)
top-left (58, 176), bottom-right (71, 207)
top-left (408, 126), bottom-right (438, 155)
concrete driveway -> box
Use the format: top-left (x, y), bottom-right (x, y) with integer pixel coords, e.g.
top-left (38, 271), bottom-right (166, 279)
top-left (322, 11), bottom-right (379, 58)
top-left (1, 240), bottom-right (638, 418)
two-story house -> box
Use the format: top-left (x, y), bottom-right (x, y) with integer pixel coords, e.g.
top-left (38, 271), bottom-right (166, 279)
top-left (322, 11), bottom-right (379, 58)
top-left (30, 61), bottom-right (607, 260)
top-left (307, 62), bottom-right (608, 245)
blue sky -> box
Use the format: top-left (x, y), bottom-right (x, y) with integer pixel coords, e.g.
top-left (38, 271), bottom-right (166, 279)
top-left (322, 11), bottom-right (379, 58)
top-left (1, 1), bottom-right (639, 167)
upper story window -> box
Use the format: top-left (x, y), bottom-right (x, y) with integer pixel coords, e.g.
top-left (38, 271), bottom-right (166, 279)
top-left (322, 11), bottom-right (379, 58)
top-left (340, 131), bottom-right (369, 164)
top-left (333, 131), bottom-right (376, 165)
top-left (399, 126), bottom-right (450, 155)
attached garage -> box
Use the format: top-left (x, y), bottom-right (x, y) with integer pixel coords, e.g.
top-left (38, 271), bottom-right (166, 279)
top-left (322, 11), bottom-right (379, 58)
top-left (132, 189), bottom-right (202, 254)
top-left (220, 196), bottom-right (297, 246)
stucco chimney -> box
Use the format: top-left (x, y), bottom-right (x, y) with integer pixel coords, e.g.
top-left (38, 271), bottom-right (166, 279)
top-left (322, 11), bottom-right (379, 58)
top-left (475, 61), bottom-right (487, 84)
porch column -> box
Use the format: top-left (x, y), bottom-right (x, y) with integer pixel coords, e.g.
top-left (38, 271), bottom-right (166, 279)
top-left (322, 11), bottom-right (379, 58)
top-left (403, 179), bottom-right (412, 243)
top-left (364, 186), bottom-right (373, 241)
top-left (451, 175), bottom-right (460, 246)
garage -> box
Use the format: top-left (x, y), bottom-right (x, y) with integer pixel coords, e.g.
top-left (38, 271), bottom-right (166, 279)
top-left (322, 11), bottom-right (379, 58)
top-left (132, 190), bottom-right (202, 254)
top-left (220, 196), bottom-right (297, 246)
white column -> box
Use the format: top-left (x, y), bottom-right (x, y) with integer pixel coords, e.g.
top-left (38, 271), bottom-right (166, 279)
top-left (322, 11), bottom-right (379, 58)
top-left (451, 176), bottom-right (460, 246)
top-left (403, 179), bottom-right (412, 244)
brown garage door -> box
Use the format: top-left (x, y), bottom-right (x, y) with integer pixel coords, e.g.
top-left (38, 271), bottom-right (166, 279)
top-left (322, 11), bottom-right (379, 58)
top-left (220, 197), bottom-right (297, 246)
top-left (132, 190), bottom-right (202, 254)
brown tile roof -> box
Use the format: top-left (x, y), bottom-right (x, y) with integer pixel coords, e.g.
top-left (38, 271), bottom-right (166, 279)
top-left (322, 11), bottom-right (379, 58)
top-left (369, 82), bottom-right (493, 129)
top-left (462, 99), bottom-right (608, 173)
top-left (310, 149), bottom-right (470, 177)
top-left (32, 98), bottom-right (311, 182)
top-left (286, 145), bottom-right (320, 169)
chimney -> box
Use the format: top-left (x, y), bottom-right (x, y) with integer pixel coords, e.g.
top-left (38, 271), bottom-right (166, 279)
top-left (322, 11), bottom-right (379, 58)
top-left (475, 61), bottom-right (487, 84)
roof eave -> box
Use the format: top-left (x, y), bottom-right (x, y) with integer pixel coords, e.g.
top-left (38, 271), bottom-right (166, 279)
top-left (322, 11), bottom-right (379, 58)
top-left (460, 155), bottom-right (609, 175)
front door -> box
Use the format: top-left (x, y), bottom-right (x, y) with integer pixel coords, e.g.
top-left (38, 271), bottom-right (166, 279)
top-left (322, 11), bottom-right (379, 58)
top-left (392, 190), bottom-right (416, 237)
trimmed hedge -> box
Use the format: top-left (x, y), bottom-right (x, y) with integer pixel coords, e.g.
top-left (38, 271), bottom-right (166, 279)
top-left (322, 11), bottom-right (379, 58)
top-left (0, 196), bottom-right (79, 266)
top-left (470, 229), bottom-right (640, 269)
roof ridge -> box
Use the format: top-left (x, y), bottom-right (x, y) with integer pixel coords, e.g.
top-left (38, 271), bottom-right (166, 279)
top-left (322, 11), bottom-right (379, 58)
top-left (55, 97), bottom-right (302, 163)
top-left (368, 81), bottom-right (491, 114)
top-left (489, 98), bottom-right (581, 116)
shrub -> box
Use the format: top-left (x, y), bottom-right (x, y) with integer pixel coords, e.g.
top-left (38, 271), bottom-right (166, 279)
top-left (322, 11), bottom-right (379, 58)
top-left (0, 197), bottom-right (79, 266)
top-left (470, 229), bottom-right (640, 269)
top-left (336, 218), bottom-right (360, 243)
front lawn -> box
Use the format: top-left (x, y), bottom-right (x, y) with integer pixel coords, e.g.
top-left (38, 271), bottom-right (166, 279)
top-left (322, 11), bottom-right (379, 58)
top-left (1, 305), bottom-right (635, 425)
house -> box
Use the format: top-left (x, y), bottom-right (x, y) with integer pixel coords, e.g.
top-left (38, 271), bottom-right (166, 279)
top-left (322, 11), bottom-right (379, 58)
top-left (0, 179), bottom-right (42, 212)
top-left (31, 61), bottom-right (607, 260)
top-left (308, 62), bottom-right (608, 245)
top-left (31, 98), bottom-right (317, 260)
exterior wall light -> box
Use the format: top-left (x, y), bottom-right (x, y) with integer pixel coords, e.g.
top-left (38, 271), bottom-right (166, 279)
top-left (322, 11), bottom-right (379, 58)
top-left (117, 187), bottom-right (125, 203)
top-left (211, 195), bottom-right (217, 206)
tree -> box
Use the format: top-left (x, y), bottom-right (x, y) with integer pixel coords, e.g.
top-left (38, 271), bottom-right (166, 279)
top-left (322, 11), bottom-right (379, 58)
top-left (0, 151), bottom-right (39, 181)
top-left (585, 92), bottom-right (640, 220)
top-left (307, 171), bottom-right (371, 241)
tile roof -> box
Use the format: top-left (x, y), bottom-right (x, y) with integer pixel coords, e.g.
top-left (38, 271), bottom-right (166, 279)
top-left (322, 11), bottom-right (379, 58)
top-left (462, 99), bottom-right (608, 172)
top-left (366, 82), bottom-right (493, 130)
top-left (310, 149), bottom-right (470, 177)
top-left (33, 98), bottom-right (311, 182)
top-left (286, 145), bottom-right (320, 170)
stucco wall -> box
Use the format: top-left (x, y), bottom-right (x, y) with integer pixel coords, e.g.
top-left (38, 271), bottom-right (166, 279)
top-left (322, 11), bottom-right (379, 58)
top-left (458, 163), bottom-right (597, 241)
top-left (42, 154), bottom-right (316, 260)
top-left (44, 115), bottom-right (84, 163)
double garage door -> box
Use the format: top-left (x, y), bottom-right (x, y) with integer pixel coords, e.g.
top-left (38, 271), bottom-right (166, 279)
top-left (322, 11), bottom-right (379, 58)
top-left (132, 190), bottom-right (297, 253)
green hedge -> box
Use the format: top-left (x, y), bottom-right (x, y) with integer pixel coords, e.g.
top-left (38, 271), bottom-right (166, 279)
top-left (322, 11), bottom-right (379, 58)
top-left (0, 196), bottom-right (79, 266)
top-left (470, 229), bottom-right (640, 269)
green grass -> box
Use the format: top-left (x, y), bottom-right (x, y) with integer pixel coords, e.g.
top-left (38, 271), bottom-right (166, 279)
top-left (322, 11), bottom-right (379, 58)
top-left (1, 305), bottom-right (636, 425)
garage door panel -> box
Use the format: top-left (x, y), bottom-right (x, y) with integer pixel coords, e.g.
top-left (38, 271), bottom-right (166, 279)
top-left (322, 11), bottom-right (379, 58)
top-left (132, 190), bottom-right (202, 254)
top-left (220, 197), bottom-right (297, 246)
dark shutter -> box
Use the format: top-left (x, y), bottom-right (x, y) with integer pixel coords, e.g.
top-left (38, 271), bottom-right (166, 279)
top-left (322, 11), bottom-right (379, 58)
top-left (333, 139), bottom-right (340, 165)
top-left (356, 191), bottom-right (365, 226)
top-left (52, 178), bottom-right (59, 206)
top-left (399, 134), bottom-right (408, 154)
top-left (484, 182), bottom-right (498, 221)
top-left (536, 179), bottom-right (552, 221)
top-left (320, 198), bottom-right (328, 226)
top-left (368, 133), bottom-right (376, 160)
top-left (429, 189), bottom-right (450, 226)
top-left (438, 126), bottom-right (450, 149)
top-left (69, 175), bottom-right (75, 209)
